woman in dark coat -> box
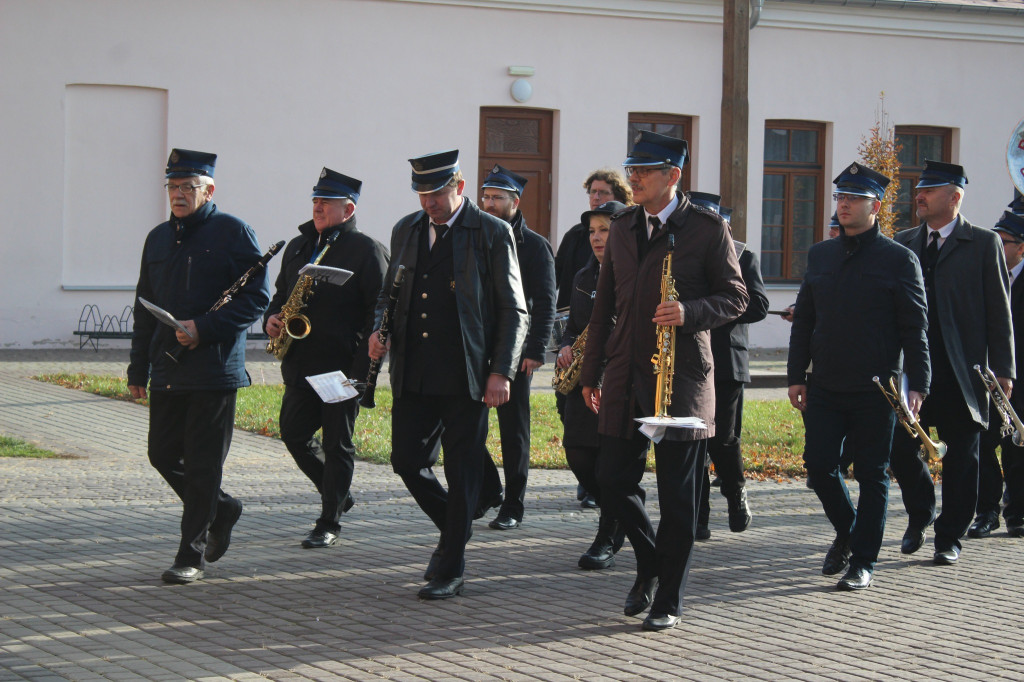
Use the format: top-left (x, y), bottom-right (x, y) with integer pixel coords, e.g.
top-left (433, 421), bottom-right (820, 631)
top-left (557, 201), bottom-right (627, 569)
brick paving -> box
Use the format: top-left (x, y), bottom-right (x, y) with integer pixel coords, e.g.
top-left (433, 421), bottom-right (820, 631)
top-left (0, 350), bottom-right (1022, 681)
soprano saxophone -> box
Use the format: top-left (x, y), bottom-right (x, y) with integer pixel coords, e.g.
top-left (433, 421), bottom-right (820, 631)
top-left (552, 325), bottom-right (588, 395)
top-left (266, 230), bottom-right (340, 360)
top-left (651, 235), bottom-right (677, 417)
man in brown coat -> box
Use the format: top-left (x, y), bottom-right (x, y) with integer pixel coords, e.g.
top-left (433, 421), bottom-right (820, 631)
top-left (580, 131), bottom-right (748, 631)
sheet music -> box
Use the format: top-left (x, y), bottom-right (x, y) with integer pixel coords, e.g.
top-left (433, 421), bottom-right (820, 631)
top-left (634, 416), bottom-right (707, 444)
top-left (298, 265), bottom-right (353, 287)
top-left (137, 297), bottom-right (193, 337)
top-left (306, 370), bottom-right (359, 404)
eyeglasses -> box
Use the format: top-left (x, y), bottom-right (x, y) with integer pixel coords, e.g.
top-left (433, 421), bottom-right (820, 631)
top-left (165, 182), bottom-right (203, 195)
top-left (832, 192), bottom-right (873, 203)
top-left (624, 165), bottom-right (669, 179)
top-left (588, 188), bottom-right (614, 198)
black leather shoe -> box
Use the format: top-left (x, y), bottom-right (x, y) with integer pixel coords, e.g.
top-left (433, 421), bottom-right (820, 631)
top-left (579, 517), bottom-right (620, 570)
top-left (580, 494), bottom-right (599, 509)
top-left (901, 523), bottom-right (928, 555)
top-left (205, 499), bottom-right (243, 563)
top-left (933, 546), bottom-right (960, 565)
top-left (641, 612), bottom-right (680, 631)
top-left (417, 576), bottom-right (464, 600)
top-left (623, 576), bottom-right (658, 616)
top-left (1008, 521), bottom-right (1024, 538)
top-left (695, 524), bottom-right (711, 541)
top-left (343, 494), bottom-right (355, 513)
top-left (727, 488), bottom-right (751, 532)
top-left (301, 529), bottom-right (339, 548)
top-left (837, 566), bottom-right (873, 591)
top-left (488, 514), bottom-right (521, 530)
top-left (161, 564), bottom-right (203, 584)
top-left (967, 512), bottom-right (999, 538)
top-left (821, 536), bottom-right (851, 576)
top-left (473, 493), bottom-right (503, 520)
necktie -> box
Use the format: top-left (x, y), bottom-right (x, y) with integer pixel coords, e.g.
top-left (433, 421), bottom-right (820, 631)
top-left (429, 222), bottom-right (447, 250)
top-left (648, 216), bottom-right (661, 240)
top-left (925, 230), bottom-right (939, 269)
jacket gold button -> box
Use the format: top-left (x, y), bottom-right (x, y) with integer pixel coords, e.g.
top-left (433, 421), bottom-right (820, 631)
top-left (422, 293), bottom-right (428, 299)
top-left (421, 313), bottom-right (427, 319)
top-left (422, 332), bottom-right (429, 338)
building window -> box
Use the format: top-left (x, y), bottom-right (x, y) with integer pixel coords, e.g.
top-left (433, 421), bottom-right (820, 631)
top-left (761, 121), bottom-right (825, 282)
top-left (893, 126), bottom-right (953, 231)
top-left (628, 113), bottom-right (692, 192)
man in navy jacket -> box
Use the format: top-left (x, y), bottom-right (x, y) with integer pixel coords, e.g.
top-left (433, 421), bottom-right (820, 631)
top-left (129, 149), bottom-right (270, 584)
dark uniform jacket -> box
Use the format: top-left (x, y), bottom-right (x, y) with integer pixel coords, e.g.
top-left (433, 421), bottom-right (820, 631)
top-left (509, 211), bottom-right (556, 364)
top-left (1011, 273), bottom-right (1024, 414)
top-left (264, 217), bottom-right (389, 386)
top-left (895, 216), bottom-right (1013, 426)
top-left (788, 223), bottom-right (930, 395)
top-left (555, 222), bottom-right (592, 310)
top-left (376, 198), bottom-right (528, 402)
top-left (129, 202), bottom-right (271, 391)
top-left (580, 194), bottom-right (749, 441)
top-left (561, 257), bottom-right (600, 448)
top-left (711, 242), bottom-right (770, 384)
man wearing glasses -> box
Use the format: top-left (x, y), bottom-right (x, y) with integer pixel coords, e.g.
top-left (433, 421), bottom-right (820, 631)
top-left (788, 162), bottom-right (929, 590)
top-left (129, 148), bottom-right (270, 584)
top-left (890, 160), bottom-right (1013, 566)
top-left (580, 131), bottom-right (748, 630)
top-left (477, 165), bottom-right (556, 531)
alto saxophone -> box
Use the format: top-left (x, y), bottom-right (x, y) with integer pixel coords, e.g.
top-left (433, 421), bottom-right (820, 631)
top-left (266, 230), bottom-right (340, 360)
top-left (552, 325), bottom-right (588, 395)
top-left (652, 235), bottom-right (677, 417)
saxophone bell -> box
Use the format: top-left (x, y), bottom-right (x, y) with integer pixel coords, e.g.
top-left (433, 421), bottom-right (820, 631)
top-left (285, 314), bottom-right (312, 340)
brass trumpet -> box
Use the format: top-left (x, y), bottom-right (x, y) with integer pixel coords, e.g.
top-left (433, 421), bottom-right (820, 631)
top-left (873, 375), bottom-right (946, 462)
top-left (974, 365), bottom-right (1024, 446)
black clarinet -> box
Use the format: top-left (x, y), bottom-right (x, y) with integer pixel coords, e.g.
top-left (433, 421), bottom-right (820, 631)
top-left (360, 265), bottom-right (406, 408)
top-left (166, 240), bottom-right (286, 363)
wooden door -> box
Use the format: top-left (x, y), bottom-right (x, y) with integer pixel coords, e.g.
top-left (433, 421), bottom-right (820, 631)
top-left (478, 108), bottom-right (553, 240)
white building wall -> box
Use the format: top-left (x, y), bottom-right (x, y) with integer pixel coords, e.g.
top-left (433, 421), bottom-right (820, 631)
top-left (1, 0), bottom-right (1021, 348)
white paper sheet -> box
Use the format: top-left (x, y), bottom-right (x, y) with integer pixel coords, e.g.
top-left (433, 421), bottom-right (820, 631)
top-left (306, 370), bottom-right (359, 404)
top-left (634, 416), bottom-right (707, 444)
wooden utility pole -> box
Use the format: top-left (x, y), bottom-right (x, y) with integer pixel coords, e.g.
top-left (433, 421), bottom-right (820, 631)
top-left (721, 0), bottom-right (750, 241)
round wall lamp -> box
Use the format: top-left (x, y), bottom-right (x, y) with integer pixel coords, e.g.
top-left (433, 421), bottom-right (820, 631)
top-left (510, 78), bottom-right (533, 103)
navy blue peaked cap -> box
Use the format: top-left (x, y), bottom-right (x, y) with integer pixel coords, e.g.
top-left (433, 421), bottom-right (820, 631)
top-left (165, 148), bottom-right (216, 178)
top-left (1009, 189), bottom-right (1024, 216)
top-left (409, 149), bottom-right (460, 194)
top-left (581, 201), bottom-right (628, 226)
top-left (720, 207), bottom-right (734, 223)
top-left (688, 192), bottom-right (721, 214)
top-left (916, 159), bottom-right (968, 189)
top-left (482, 164), bottom-right (527, 196)
top-left (312, 167), bottom-right (361, 202)
top-left (994, 211), bottom-right (1024, 242)
top-left (829, 212), bottom-right (840, 229)
top-left (833, 162), bottom-right (890, 199)
top-left (623, 131), bottom-right (688, 168)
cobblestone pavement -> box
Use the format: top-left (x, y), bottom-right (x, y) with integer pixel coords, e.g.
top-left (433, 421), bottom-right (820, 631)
top-left (1, 351), bottom-right (1022, 681)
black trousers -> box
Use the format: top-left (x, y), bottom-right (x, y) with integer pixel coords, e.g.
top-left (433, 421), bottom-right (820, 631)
top-left (148, 390), bottom-right (237, 567)
top-left (280, 382), bottom-right (357, 533)
top-left (482, 368), bottom-right (532, 520)
top-left (890, 384), bottom-right (981, 551)
top-left (802, 387), bottom-right (895, 571)
top-left (597, 430), bottom-right (704, 617)
top-left (391, 391), bottom-right (488, 580)
top-left (977, 417), bottom-right (1005, 517)
top-left (698, 379), bottom-right (746, 524)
